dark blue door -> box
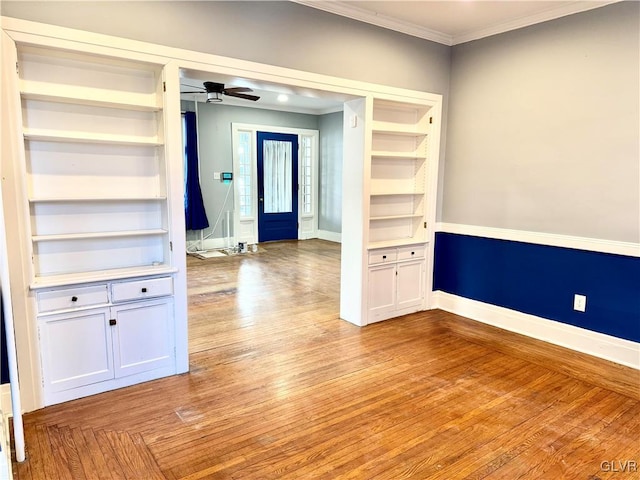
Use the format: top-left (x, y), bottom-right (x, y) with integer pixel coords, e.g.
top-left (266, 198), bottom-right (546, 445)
top-left (257, 132), bottom-right (298, 242)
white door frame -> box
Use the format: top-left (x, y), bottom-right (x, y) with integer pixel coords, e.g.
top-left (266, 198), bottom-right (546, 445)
top-left (231, 123), bottom-right (319, 245)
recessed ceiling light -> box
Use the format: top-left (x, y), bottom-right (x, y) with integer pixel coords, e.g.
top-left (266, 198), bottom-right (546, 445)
top-left (277, 94), bottom-right (289, 102)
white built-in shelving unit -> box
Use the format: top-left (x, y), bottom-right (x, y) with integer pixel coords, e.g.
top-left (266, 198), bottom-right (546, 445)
top-left (368, 99), bottom-right (430, 249)
top-left (341, 96), bottom-right (439, 326)
top-left (18, 46), bottom-right (173, 289)
top-left (8, 43), bottom-right (181, 406)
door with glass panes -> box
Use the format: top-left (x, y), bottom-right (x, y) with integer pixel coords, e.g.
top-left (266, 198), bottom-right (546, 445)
top-left (257, 131), bottom-right (299, 242)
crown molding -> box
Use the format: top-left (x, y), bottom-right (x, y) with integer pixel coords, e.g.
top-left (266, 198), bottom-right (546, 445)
top-left (452, 0), bottom-right (622, 45)
top-left (292, 1), bottom-right (621, 47)
top-left (292, 0), bottom-right (454, 46)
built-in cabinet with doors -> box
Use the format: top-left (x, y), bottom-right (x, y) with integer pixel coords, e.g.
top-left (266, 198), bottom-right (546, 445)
top-left (367, 99), bottom-right (432, 323)
top-left (342, 96), bottom-right (440, 326)
top-left (2, 33), bottom-right (186, 407)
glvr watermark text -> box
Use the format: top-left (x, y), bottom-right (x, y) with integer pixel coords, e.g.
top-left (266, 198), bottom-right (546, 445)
top-left (600, 460), bottom-right (637, 472)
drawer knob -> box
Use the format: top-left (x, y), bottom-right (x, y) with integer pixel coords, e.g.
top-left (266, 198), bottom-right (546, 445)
top-left (71, 296), bottom-right (78, 302)
top-left (109, 319), bottom-right (117, 326)
top-left (382, 255), bottom-right (387, 259)
top-left (411, 251), bottom-right (415, 255)
top-left (141, 287), bottom-right (147, 293)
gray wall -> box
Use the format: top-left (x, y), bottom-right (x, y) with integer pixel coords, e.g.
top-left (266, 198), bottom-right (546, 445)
top-left (1, 1), bottom-right (451, 94)
top-left (318, 112), bottom-right (344, 233)
top-left (185, 101), bottom-right (320, 241)
top-left (443, 2), bottom-right (639, 243)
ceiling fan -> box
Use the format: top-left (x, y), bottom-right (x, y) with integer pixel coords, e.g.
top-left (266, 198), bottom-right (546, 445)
top-left (180, 81), bottom-right (260, 103)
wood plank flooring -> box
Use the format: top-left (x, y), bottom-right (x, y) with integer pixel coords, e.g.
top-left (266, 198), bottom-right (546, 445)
top-left (12, 240), bottom-right (640, 479)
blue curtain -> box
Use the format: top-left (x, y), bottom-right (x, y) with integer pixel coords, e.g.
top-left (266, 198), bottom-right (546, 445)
top-left (184, 111), bottom-right (209, 231)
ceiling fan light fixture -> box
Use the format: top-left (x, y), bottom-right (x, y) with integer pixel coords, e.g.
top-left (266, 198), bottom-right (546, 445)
top-left (206, 92), bottom-right (223, 103)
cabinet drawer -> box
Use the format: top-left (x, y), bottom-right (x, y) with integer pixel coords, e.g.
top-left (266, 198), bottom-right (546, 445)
top-left (368, 248), bottom-right (397, 265)
top-left (112, 277), bottom-right (173, 303)
top-left (37, 285), bottom-right (108, 313)
top-left (397, 244), bottom-right (426, 261)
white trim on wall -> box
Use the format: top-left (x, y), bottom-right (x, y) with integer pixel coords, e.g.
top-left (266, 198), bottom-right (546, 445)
top-left (436, 222), bottom-right (640, 258)
top-left (317, 230), bottom-right (341, 243)
top-left (432, 291), bottom-right (640, 370)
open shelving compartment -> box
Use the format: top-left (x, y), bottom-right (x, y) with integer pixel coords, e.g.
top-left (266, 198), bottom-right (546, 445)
top-left (368, 99), bottom-right (430, 249)
top-left (18, 45), bottom-right (173, 288)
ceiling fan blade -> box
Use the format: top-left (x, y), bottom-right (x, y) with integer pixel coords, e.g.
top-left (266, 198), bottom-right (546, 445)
top-left (225, 91), bottom-right (260, 101)
top-left (223, 87), bottom-right (253, 94)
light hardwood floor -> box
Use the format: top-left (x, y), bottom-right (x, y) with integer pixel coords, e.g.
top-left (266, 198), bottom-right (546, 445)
top-left (12, 239), bottom-right (640, 479)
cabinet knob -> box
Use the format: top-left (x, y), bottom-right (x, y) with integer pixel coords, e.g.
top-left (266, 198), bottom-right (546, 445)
top-left (411, 251), bottom-right (415, 255)
top-left (382, 255), bottom-right (387, 259)
top-left (71, 296), bottom-right (78, 302)
top-left (109, 319), bottom-right (117, 326)
top-left (141, 287), bottom-right (147, 293)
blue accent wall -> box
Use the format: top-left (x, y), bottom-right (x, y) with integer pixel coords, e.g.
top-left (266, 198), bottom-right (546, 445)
top-left (433, 232), bottom-right (640, 343)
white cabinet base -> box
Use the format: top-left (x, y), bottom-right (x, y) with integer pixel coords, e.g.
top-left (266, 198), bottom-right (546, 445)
top-left (42, 364), bottom-right (177, 407)
top-left (39, 308), bottom-right (114, 393)
top-left (37, 278), bottom-right (176, 406)
top-left (112, 299), bottom-right (174, 377)
top-left (367, 245), bottom-right (426, 324)
top-left (368, 263), bottom-right (397, 323)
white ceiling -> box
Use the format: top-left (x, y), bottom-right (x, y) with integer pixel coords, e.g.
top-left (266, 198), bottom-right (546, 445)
top-left (295, 0), bottom-right (619, 45)
top-left (180, 69), bottom-right (351, 115)
top-left (181, 0), bottom-right (617, 113)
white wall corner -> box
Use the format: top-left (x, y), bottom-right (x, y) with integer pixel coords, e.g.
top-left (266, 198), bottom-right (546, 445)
top-left (317, 230), bottom-right (341, 243)
top-left (0, 387), bottom-right (10, 417)
top-left (0, 384), bottom-right (11, 480)
top-left (432, 291), bottom-right (640, 370)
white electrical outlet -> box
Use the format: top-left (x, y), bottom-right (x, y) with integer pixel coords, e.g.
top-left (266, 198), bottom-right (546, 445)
top-left (213, 172), bottom-right (221, 180)
top-left (573, 294), bottom-right (587, 312)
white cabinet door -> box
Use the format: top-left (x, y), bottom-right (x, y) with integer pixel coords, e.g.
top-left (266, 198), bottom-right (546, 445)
top-left (396, 260), bottom-right (425, 310)
top-left (111, 299), bottom-right (174, 378)
top-left (368, 263), bottom-right (397, 323)
top-left (39, 308), bottom-right (114, 392)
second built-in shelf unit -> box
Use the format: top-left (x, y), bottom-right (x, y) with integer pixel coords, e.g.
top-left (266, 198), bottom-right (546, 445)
top-left (368, 99), bottom-right (430, 249)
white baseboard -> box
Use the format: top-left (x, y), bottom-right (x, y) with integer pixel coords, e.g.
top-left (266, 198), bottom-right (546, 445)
top-left (186, 237), bottom-right (230, 252)
top-left (188, 233), bottom-right (341, 251)
top-left (432, 291), bottom-right (640, 370)
top-left (317, 230), bottom-right (341, 243)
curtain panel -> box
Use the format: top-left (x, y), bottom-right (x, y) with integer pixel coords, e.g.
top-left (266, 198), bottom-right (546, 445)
top-left (184, 112), bottom-right (209, 231)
